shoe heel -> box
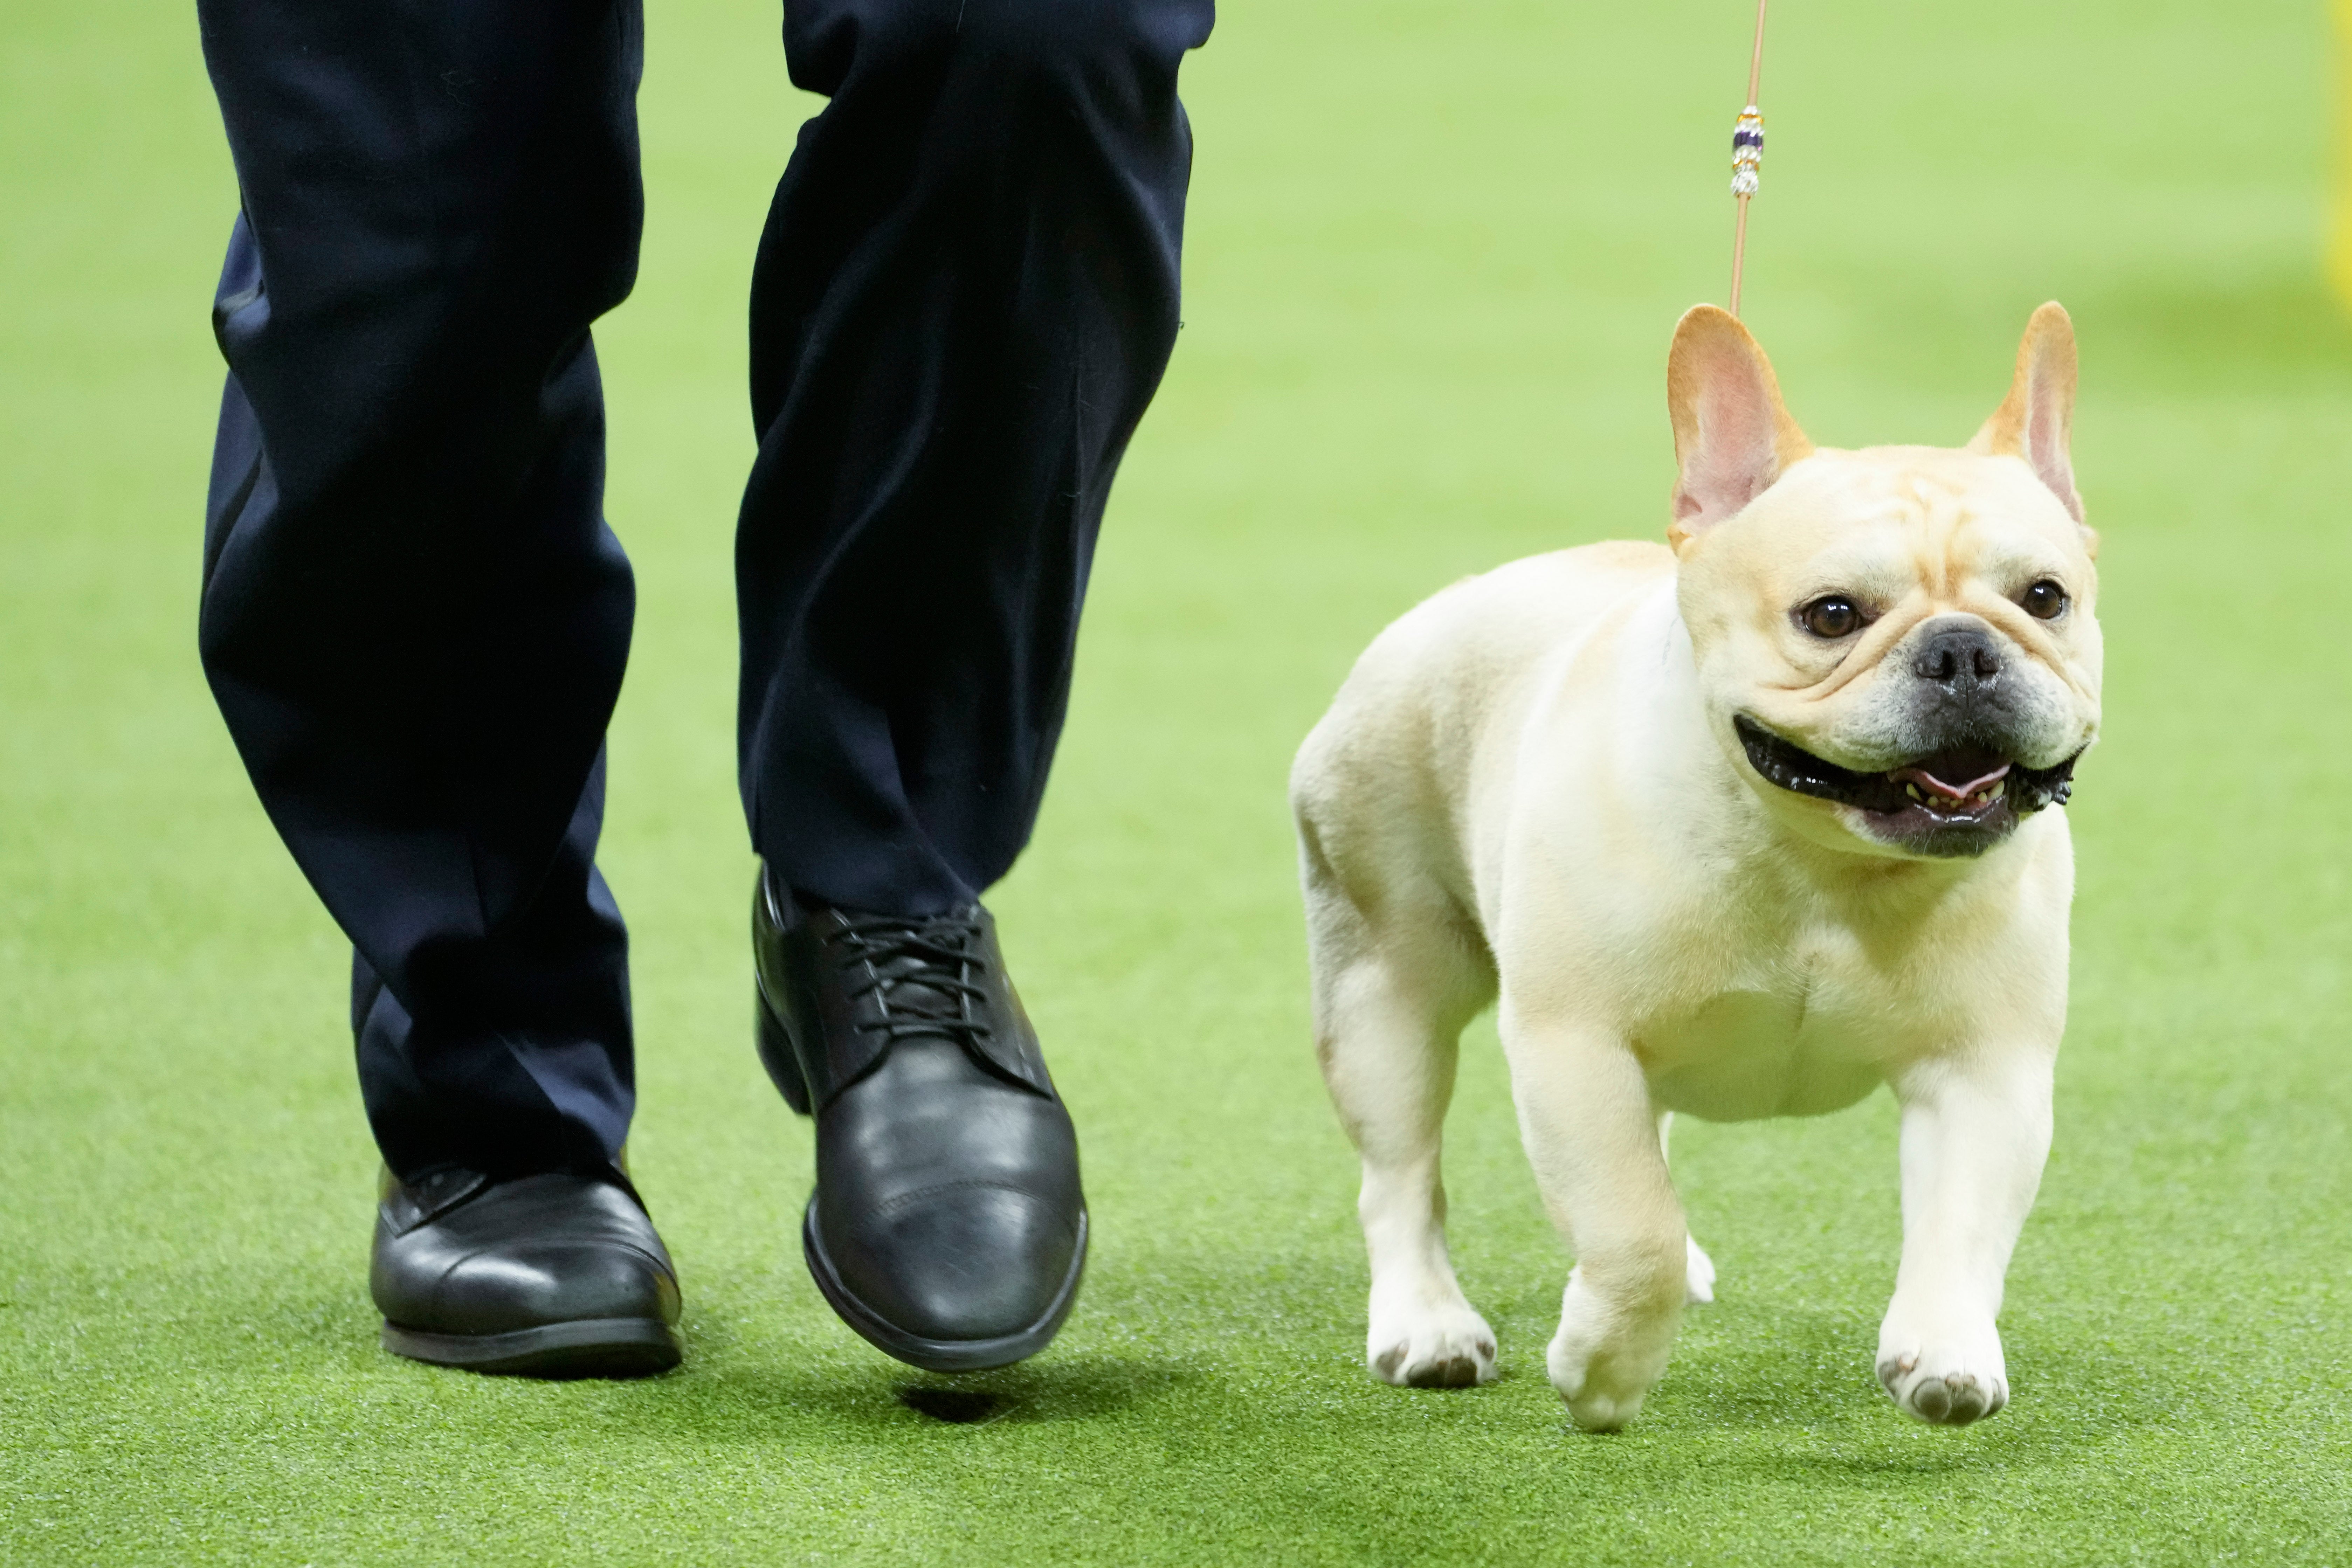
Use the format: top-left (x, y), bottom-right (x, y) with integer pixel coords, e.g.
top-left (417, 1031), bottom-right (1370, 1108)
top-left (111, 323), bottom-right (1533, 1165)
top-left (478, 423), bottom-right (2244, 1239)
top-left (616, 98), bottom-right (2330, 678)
top-left (756, 986), bottom-right (812, 1115)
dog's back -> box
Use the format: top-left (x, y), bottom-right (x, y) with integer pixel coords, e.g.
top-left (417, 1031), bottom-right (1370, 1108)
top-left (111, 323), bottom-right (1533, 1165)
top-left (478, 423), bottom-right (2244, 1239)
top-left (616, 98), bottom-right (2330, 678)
top-left (1290, 538), bottom-right (1673, 931)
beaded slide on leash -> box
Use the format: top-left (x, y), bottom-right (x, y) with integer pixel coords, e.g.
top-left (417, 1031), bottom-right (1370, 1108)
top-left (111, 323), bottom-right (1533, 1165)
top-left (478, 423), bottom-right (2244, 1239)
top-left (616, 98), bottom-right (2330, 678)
top-left (1726, 0), bottom-right (1769, 315)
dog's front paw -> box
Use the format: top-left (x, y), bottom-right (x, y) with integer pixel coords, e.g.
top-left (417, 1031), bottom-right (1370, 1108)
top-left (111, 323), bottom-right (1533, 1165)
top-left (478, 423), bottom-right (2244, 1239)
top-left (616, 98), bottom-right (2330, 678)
top-left (1547, 1272), bottom-right (1677, 1431)
top-left (1547, 1327), bottom-right (1669, 1431)
top-left (1875, 1327), bottom-right (2008, 1426)
top-left (1367, 1298), bottom-right (1497, 1389)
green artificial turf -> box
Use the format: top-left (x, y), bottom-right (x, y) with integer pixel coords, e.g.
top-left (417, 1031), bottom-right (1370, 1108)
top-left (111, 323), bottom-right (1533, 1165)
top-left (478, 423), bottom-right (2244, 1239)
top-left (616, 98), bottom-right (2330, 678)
top-left (5, 0), bottom-right (2352, 1561)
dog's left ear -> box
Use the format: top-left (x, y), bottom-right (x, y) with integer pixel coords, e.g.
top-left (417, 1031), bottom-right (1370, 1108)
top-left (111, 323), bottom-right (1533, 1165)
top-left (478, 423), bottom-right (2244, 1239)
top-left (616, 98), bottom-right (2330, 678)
top-left (1666, 305), bottom-right (1814, 554)
top-left (1970, 303), bottom-right (2090, 544)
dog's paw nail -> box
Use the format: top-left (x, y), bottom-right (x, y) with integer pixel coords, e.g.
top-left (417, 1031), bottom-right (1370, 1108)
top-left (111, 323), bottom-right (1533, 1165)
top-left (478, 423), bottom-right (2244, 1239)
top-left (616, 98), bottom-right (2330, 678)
top-left (1368, 1302), bottom-right (1499, 1388)
top-left (1407, 1356), bottom-right (1481, 1389)
top-left (1881, 1346), bottom-right (2008, 1426)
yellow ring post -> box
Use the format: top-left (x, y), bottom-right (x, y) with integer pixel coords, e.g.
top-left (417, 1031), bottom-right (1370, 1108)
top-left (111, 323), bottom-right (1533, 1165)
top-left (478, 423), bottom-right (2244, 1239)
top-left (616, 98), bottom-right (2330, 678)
top-left (2334, 0), bottom-right (2352, 311)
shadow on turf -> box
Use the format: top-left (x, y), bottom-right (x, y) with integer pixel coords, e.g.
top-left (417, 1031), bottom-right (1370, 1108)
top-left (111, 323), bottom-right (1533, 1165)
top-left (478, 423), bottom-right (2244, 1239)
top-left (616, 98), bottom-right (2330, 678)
top-left (1639, 1301), bottom-right (2172, 1447)
top-left (236, 1275), bottom-right (2165, 1460)
top-left (594, 1353), bottom-right (1206, 1438)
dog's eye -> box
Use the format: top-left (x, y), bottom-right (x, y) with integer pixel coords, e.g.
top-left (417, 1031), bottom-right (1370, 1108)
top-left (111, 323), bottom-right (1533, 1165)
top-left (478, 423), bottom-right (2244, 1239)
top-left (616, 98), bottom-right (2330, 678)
top-left (2020, 580), bottom-right (2068, 620)
top-left (1796, 596), bottom-right (1863, 639)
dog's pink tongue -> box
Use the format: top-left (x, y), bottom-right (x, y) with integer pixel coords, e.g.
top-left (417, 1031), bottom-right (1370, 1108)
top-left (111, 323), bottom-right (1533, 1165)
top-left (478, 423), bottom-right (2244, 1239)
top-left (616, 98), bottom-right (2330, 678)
top-left (1892, 762), bottom-right (2012, 801)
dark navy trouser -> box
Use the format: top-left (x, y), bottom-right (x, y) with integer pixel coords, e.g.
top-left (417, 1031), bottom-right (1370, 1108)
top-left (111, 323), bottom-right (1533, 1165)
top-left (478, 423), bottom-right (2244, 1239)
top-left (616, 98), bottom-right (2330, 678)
top-left (196, 0), bottom-right (1212, 1181)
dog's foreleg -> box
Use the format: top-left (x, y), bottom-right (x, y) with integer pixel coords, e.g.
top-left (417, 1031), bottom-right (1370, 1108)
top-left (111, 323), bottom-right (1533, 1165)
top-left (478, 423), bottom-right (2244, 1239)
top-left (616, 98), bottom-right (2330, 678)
top-left (1313, 923), bottom-right (1496, 1390)
top-left (1505, 1016), bottom-right (1686, 1430)
top-left (1657, 1112), bottom-right (1716, 1305)
top-left (1875, 1050), bottom-right (2055, 1426)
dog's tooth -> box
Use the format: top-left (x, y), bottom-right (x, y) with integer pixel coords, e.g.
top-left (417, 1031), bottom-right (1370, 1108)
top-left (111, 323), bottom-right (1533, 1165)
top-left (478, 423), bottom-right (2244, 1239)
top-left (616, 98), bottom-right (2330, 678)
top-left (1905, 782), bottom-right (1923, 803)
top-left (1988, 780), bottom-right (2005, 802)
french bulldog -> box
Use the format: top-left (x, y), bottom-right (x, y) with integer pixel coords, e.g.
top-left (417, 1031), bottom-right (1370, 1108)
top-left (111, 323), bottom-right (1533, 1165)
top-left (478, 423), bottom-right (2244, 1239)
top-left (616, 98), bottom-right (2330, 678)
top-left (1290, 304), bottom-right (2099, 1429)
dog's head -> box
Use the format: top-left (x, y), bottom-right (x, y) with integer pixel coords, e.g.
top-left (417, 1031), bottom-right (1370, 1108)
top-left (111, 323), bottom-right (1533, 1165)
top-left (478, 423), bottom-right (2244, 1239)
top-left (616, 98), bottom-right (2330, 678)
top-left (1668, 303), bottom-right (2102, 860)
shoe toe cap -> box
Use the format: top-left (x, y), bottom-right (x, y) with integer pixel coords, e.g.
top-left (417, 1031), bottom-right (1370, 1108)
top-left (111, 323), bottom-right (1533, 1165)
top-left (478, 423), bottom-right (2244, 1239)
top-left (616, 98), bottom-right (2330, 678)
top-left (374, 1174), bottom-right (682, 1338)
top-left (827, 1183), bottom-right (1080, 1342)
top-left (432, 1241), bottom-right (681, 1334)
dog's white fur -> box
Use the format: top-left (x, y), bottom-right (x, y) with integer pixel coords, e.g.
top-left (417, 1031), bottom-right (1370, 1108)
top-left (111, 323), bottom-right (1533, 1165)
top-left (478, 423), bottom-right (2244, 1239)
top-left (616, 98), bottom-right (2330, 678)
top-left (1291, 305), bottom-right (2101, 1429)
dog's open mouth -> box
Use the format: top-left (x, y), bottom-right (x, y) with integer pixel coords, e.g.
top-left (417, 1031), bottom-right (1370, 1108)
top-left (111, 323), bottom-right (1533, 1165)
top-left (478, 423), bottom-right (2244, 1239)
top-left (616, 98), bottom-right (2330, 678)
top-left (1734, 716), bottom-right (2078, 855)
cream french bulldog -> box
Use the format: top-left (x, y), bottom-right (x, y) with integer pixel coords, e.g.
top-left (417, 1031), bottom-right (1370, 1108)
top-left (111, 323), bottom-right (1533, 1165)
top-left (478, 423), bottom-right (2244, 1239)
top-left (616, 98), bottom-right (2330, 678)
top-left (1291, 304), bottom-right (2099, 1430)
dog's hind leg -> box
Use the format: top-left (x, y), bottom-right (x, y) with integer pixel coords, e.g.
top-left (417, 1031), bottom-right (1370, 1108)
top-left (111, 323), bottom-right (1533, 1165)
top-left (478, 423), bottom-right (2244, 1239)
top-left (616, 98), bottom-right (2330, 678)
top-left (1304, 864), bottom-right (1497, 1389)
top-left (1657, 1113), bottom-right (1717, 1305)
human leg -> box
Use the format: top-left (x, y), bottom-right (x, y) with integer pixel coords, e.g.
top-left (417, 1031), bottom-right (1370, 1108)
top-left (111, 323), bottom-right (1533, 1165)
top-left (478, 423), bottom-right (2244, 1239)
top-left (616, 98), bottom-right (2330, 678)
top-left (198, 0), bottom-right (676, 1372)
top-left (737, 0), bottom-right (1214, 913)
top-left (200, 0), bottom-right (644, 1181)
top-left (738, 0), bottom-right (1214, 1368)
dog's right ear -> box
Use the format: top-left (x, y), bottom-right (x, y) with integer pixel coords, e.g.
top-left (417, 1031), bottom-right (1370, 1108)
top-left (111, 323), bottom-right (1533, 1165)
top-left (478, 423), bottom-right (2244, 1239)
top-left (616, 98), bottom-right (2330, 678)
top-left (1666, 305), bottom-right (1814, 554)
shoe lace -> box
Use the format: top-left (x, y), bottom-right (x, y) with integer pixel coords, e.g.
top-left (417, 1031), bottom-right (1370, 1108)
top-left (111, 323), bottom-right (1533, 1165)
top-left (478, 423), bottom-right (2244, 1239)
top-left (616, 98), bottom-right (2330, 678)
top-left (833, 911), bottom-right (996, 1052)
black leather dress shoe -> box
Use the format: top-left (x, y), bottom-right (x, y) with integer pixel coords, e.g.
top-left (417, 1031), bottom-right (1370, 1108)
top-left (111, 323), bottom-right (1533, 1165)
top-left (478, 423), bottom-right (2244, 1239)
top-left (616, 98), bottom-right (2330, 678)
top-left (752, 871), bottom-right (1086, 1372)
top-left (371, 1167), bottom-right (683, 1377)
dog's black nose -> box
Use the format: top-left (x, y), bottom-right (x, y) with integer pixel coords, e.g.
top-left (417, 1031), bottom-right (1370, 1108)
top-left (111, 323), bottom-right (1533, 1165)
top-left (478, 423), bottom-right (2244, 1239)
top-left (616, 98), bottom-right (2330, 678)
top-left (1912, 622), bottom-right (2002, 688)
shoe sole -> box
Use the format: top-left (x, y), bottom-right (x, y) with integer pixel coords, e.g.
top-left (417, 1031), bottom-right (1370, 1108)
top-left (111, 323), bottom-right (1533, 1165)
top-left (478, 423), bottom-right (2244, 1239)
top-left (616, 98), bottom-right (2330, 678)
top-left (802, 1200), bottom-right (1088, 1373)
top-left (380, 1317), bottom-right (682, 1379)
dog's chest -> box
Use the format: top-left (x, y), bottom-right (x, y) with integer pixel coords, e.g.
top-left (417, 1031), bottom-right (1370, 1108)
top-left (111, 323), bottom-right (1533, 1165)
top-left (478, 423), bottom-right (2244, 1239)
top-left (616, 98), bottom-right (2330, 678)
top-left (1631, 931), bottom-right (1898, 1121)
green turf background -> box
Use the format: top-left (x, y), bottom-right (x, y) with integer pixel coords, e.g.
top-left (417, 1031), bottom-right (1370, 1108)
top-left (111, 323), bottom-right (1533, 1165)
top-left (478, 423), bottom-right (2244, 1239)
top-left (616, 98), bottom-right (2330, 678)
top-left (6, 0), bottom-right (2351, 1562)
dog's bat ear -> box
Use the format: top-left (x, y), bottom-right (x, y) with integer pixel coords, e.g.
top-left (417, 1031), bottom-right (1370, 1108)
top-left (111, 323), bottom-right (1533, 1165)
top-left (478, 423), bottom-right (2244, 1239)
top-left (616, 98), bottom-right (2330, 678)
top-left (1665, 305), bottom-right (1813, 553)
top-left (1970, 302), bottom-right (2087, 537)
